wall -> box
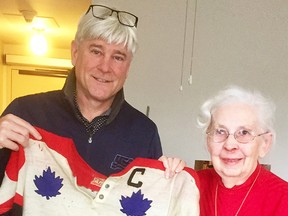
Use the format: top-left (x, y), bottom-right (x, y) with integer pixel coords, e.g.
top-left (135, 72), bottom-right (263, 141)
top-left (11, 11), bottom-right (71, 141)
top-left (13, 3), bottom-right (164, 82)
top-left (93, 0), bottom-right (288, 180)
top-left (0, 44), bottom-right (71, 112)
top-left (0, 40), bottom-right (4, 113)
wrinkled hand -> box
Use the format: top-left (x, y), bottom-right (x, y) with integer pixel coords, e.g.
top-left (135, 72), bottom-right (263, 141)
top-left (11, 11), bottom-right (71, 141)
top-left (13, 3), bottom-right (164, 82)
top-left (0, 114), bottom-right (42, 151)
top-left (159, 155), bottom-right (186, 179)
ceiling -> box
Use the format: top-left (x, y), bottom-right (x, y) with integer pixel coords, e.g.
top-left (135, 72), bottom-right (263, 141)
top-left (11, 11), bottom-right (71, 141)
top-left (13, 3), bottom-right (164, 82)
top-left (0, 0), bottom-right (91, 50)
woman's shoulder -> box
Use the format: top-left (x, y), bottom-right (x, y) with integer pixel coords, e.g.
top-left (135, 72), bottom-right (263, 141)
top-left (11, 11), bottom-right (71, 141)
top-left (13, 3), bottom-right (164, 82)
top-left (261, 167), bottom-right (288, 189)
top-left (197, 168), bottom-right (216, 181)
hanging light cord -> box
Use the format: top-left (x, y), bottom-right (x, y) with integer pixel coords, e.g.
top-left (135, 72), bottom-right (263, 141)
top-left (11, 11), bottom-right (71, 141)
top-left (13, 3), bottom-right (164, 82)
top-left (188, 0), bottom-right (198, 85)
top-left (179, 0), bottom-right (189, 91)
top-left (179, 0), bottom-right (198, 91)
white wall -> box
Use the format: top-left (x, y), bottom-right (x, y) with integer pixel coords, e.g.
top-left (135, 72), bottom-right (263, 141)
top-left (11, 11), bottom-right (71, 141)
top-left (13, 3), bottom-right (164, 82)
top-left (93, 0), bottom-right (288, 180)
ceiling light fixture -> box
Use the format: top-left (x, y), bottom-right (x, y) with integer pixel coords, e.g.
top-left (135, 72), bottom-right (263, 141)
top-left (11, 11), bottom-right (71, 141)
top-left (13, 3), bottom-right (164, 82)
top-left (20, 10), bottom-right (37, 23)
top-left (30, 30), bottom-right (48, 56)
top-left (30, 18), bottom-right (48, 56)
top-left (19, 9), bottom-right (49, 55)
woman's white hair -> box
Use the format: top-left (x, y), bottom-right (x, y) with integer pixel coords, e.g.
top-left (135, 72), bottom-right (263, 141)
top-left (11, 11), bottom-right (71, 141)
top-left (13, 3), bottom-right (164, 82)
top-left (197, 85), bottom-right (276, 138)
top-left (74, 11), bottom-right (138, 55)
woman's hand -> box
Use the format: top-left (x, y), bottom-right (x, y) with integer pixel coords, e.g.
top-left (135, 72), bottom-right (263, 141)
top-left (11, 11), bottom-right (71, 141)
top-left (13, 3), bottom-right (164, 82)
top-left (158, 155), bottom-right (186, 179)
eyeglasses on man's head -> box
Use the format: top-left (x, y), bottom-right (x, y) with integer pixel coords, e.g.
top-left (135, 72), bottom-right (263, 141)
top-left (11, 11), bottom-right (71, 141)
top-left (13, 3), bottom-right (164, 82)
top-left (206, 128), bottom-right (269, 144)
top-left (85, 4), bottom-right (138, 28)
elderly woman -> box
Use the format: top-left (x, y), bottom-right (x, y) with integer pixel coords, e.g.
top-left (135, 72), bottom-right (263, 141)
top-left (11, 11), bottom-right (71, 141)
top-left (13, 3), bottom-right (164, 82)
top-left (197, 86), bottom-right (288, 216)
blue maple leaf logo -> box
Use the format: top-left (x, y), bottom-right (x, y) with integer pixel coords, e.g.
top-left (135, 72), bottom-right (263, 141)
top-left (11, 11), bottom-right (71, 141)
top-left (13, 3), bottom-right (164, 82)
top-left (34, 166), bottom-right (63, 200)
top-left (120, 190), bottom-right (152, 216)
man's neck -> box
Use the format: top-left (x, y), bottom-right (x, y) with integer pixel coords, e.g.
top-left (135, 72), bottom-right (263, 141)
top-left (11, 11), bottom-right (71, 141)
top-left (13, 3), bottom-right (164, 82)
top-left (76, 94), bottom-right (113, 122)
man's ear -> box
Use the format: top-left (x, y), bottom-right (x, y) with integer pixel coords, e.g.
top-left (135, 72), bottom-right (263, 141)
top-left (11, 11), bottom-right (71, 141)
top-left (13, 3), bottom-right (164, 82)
top-left (71, 40), bottom-right (78, 66)
top-left (259, 132), bottom-right (273, 158)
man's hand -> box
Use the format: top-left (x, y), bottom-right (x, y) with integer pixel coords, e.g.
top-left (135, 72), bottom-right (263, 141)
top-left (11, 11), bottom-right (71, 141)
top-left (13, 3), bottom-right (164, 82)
top-left (0, 114), bottom-right (42, 151)
top-left (158, 155), bottom-right (186, 179)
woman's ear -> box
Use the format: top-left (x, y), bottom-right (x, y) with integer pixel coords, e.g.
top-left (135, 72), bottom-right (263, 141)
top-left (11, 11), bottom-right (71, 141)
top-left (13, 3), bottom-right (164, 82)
top-left (206, 135), bottom-right (213, 154)
top-left (259, 132), bottom-right (273, 158)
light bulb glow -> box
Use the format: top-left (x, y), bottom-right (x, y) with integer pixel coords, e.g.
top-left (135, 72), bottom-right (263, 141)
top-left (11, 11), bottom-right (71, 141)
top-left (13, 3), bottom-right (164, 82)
top-left (30, 33), bottom-right (48, 55)
top-left (32, 19), bottom-right (46, 31)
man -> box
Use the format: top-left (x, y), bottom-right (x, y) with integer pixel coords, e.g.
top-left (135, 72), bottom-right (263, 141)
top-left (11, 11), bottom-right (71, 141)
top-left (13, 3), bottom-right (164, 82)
top-left (0, 4), bottom-right (183, 182)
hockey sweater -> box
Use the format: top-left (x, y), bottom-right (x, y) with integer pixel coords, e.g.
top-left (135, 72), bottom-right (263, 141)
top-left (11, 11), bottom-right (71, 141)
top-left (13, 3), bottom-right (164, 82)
top-left (0, 128), bottom-right (200, 215)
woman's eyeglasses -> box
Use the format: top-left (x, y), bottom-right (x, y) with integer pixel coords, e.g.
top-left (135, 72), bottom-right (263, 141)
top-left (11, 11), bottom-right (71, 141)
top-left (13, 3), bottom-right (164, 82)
top-left (206, 128), bottom-right (269, 144)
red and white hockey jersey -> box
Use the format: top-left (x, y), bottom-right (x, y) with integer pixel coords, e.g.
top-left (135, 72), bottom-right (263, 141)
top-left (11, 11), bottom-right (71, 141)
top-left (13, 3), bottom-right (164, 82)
top-left (0, 128), bottom-right (200, 215)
